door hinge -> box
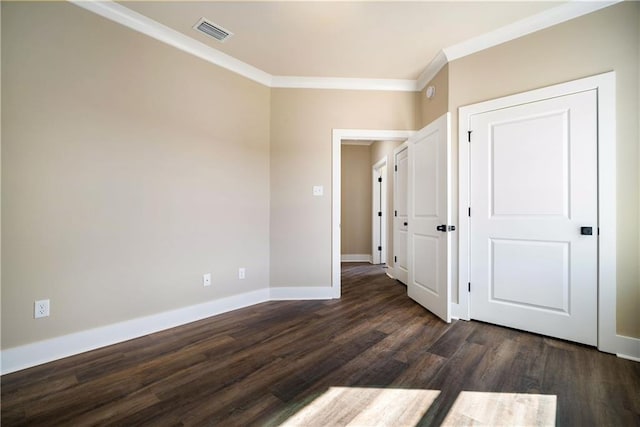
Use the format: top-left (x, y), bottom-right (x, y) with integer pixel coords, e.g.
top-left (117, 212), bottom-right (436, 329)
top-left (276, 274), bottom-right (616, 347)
top-left (394, 210), bottom-right (397, 217)
top-left (394, 256), bottom-right (397, 263)
top-left (468, 207), bottom-right (471, 217)
top-left (378, 177), bottom-right (382, 183)
top-left (437, 224), bottom-right (456, 232)
top-left (378, 211), bottom-right (382, 217)
top-left (395, 165), bottom-right (397, 172)
top-left (468, 282), bottom-right (471, 292)
top-left (467, 130), bottom-right (472, 142)
top-left (378, 246), bottom-right (382, 251)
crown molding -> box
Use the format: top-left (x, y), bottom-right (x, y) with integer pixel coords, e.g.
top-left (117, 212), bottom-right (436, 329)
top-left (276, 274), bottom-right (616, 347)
top-left (70, 0), bottom-right (621, 93)
top-left (443, 0), bottom-right (621, 64)
top-left (416, 50), bottom-right (448, 92)
top-left (69, 0), bottom-right (273, 86)
top-left (415, 0), bottom-right (622, 90)
top-left (271, 76), bottom-right (418, 92)
top-left (68, 0), bottom-right (416, 92)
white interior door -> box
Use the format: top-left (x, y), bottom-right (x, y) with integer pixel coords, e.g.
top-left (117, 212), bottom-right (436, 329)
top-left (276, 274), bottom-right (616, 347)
top-left (372, 163), bottom-right (387, 265)
top-left (407, 113), bottom-right (451, 322)
top-left (469, 90), bottom-right (598, 345)
top-left (393, 145), bottom-right (408, 284)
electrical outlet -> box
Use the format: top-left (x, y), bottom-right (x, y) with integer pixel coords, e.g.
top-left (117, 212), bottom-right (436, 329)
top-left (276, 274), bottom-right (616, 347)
top-left (203, 273), bottom-right (212, 287)
top-left (34, 299), bottom-right (50, 319)
top-left (238, 268), bottom-right (246, 280)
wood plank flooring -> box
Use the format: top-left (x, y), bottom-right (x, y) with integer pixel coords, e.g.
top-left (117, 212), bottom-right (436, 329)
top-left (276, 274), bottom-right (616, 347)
top-left (2, 263), bottom-right (639, 426)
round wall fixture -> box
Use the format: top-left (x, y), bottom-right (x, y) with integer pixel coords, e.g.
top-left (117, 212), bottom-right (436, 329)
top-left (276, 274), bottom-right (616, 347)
top-left (426, 85), bottom-right (436, 99)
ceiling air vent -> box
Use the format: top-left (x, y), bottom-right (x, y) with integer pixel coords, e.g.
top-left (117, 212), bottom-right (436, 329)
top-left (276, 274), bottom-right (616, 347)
top-left (193, 18), bottom-right (233, 42)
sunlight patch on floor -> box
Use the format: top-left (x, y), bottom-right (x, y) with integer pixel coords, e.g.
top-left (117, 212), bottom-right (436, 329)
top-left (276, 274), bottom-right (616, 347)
top-left (280, 387), bottom-right (440, 427)
top-left (441, 391), bottom-right (557, 426)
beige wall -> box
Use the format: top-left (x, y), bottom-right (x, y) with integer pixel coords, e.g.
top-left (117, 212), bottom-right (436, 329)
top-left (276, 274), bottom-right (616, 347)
top-left (371, 140), bottom-right (402, 267)
top-left (1, 2), bottom-right (271, 348)
top-left (448, 2), bottom-right (640, 337)
top-left (417, 64), bottom-right (450, 128)
top-left (270, 89), bottom-right (416, 287)
top-left (3, 0), bottom-right (637, 355)
top-left (341, 145), bottom-right (371, 256)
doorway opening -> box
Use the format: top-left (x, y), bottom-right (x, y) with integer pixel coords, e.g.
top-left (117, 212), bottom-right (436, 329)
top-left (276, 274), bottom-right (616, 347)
top-left (332, 130), bottom-right (414, 298)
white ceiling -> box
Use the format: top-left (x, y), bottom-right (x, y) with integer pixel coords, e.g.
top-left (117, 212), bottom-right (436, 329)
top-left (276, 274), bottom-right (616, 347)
top-left (118, 1), bottom-right (568, 81)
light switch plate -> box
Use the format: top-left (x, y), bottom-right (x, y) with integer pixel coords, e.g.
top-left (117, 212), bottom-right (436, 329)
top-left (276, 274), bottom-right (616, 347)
top-left (313, 185), bottom-right (323, 196)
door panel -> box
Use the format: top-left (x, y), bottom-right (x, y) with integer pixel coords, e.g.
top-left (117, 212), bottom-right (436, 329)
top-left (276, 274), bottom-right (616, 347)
top-left (470, 90), bottom-right (597, 345)
top-left (393, 146), bottom-right (409, 284)
top-left (413, 235), bottom-right (438, 293)
top-left (407, 113), bottom-right (451, 323)
top-left (491, 239), bottom-right (569, 312)
top-left (491, 112), bottom-right (569, 216)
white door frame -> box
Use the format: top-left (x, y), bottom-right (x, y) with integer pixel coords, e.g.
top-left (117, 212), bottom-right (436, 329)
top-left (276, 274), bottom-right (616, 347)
top-left (332, 130), bottom-right (415, 298)
top-left (393, 142), bottom-right (409, 284)
top-left (457, 72), bottom-right (632, 356)
top-left (372, 158), bottom-right (387, 265)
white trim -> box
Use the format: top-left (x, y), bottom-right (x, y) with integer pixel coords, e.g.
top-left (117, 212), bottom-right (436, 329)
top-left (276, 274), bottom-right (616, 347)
top-left (269, 287), bottom-right (336, 300)
top-left (417, 50), bottom-right (448, 91)
top-left (1, 288), bottom-right (270, 375)
top-left (456, 97), bottom-right (471, 321)
top-left (69, 0), bottom-right (620, 93)
top-left (443, 1), bottom-right (621, 65)
top-left (386, 271), bottom-right (395, 280)
top-left (68, 1), bottom-right (416, 92)
top-left (458, 72), bottom-right (621, 354)
top-left (1, 282), bottom-right (351, 374)
top-left (271, 76), bottom-right (417, 92)
top-left (342, 140), bottom-right (374, 146)
top-left (69, 0), bottom-right (272, 87)
top-left (333, 130), bottom-right (415, 299)
top-left (341, 254), bottom-right (372, 263)
top-left (372, 157), bottom-right (387, 170)
top-left (617, 345), bottom-right (640, 362)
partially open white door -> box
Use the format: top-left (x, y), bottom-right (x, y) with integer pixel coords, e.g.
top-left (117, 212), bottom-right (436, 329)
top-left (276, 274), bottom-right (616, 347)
top-left (407, 113), bottom-right (451, 322)
top-left (393, 144), bottom-right (408, 284)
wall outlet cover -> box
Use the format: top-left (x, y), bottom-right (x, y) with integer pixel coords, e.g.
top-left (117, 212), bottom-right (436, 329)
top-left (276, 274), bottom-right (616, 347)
top-left (34, 299), bottom-right (50, 319)
top-left (203, 273), bottom-right (212, 287)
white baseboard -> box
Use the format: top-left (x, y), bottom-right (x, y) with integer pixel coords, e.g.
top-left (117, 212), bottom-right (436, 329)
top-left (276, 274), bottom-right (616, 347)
top-left (617, 353), bottom-right (640, 362)
top-left (4, 284), bottom-right (635, 374)
top-left (270, 286), bottom-right (338, 300)
top-left (613, 334), bottom-right (640, 361)
top-left (341, 254), bottom-right (372, 263)
top-left (385, 270), bottom-right (395, 280)
top-left (1, 288), bottom-right (270, 375)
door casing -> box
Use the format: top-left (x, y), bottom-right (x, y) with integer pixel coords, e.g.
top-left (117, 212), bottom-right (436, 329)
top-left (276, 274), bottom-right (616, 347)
top-left (457, 72), bottom-right (617, 353)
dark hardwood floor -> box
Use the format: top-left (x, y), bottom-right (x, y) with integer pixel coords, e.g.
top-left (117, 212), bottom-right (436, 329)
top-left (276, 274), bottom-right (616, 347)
top-left (2, 263), bottom-right (639, 426)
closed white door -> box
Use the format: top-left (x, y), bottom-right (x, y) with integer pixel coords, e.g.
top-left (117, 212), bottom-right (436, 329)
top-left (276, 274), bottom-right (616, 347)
top-left (407, 113), bottom-right (451, 323)
top-left (469, 90), bottom-right (598, 345)
top-left (393, 145), bottom-right (408, 284)
top-left (372, 163), bottom-right (387, 265)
